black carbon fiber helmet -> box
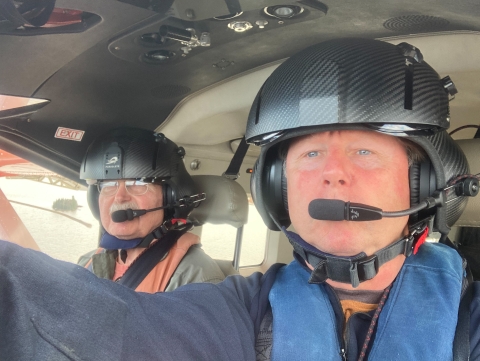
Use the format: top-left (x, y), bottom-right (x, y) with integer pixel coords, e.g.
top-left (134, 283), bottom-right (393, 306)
top-left (80, 127), bottom-right (196, 221)
top-left (246, 38), bottom-right (469, 235)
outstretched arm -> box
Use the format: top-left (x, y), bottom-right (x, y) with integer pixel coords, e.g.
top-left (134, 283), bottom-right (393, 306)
top-left (0, 240), bottom-right (258, 361)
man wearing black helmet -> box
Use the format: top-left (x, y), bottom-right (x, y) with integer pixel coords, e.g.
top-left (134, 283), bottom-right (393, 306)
top-left (242, 38), bottom-right (479, 360)
top-left (78, 128), bottom-right (226, 292)
top-left (0, 39), bottom-right (479, 360)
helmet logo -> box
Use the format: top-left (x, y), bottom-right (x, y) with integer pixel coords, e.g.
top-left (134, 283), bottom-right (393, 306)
top-left (106, 156), bottom-right (119, 165)
top-left (103, 145), bottom-right (123, 178)
top-left (105, 154), bottom-right (120, 169)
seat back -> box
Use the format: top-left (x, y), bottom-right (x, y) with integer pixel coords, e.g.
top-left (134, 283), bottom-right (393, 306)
top-left (189, 175), bottom-right (248, 228)
top-left (454, 138), bottom-right (480, 280)
top-left (189, 175), bottom-right (249, 275)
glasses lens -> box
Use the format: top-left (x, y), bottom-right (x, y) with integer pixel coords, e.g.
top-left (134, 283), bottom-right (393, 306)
top-left (98, 181), bottom-right (118, 195)
top-left (125, 180), bottom-right (149, 195)
top-left (97, 180), bottom-right (150, 196)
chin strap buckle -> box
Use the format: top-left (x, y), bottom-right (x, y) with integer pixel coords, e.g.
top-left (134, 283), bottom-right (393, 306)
top-left (348, 254), bottom-right (380, 288)
top-left (350, 262), bottom-right (360, 288)
top-left (411, 226), bottom-right (429, 255)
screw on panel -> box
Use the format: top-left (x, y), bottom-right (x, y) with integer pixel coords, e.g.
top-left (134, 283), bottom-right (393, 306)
top-left (190, 159), bottom-right (201, 170)
top-left (185, 9), bottom-right (195, 19)
top-left (256, 20), bottom-right (269, 29)
top-left (228, 21), bottom-right (253, 32)
top-left (212, 59), bottom-right (234, 70)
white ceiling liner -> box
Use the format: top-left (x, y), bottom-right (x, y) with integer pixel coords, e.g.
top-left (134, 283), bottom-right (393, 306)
top-left (158, 31), bottom-right (480, 147)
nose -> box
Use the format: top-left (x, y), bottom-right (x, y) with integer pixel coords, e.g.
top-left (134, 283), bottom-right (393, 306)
top-left (114, 181), bottom-right (131, 202)
top-left (321, 152), bottom-right (352, 187)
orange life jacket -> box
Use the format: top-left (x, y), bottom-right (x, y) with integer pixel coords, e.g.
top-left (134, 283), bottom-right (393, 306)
top-left (84, 232), bottom-right (199, 293)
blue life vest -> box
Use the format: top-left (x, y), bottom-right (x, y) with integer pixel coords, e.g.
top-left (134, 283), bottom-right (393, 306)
top-left (269, 242), bottom-right (464, 361)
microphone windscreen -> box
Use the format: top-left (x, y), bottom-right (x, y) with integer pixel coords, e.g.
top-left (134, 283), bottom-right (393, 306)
top-left (308, 199), bottom-right (345, 221)
top-left (111, 210), bottom-right (128, 223)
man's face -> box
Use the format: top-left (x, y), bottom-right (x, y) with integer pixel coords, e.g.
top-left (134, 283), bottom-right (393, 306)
top-left (99, 180), bottom-right (164, 240)
top-left (285, 130), bottom-right (411, 256)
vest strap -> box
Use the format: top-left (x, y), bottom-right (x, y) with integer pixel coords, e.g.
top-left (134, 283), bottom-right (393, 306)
top-left (117, 229), bottom-right (186, 289)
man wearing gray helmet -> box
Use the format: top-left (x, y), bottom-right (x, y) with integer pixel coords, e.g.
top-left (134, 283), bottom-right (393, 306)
top-left (78, 128), bottom-right (226, 292)
top-left (0, 39), bottom-right (479, 361)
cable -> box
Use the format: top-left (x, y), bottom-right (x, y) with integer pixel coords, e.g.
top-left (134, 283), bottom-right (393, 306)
top-left (449, 125), bottom-right (480, 136)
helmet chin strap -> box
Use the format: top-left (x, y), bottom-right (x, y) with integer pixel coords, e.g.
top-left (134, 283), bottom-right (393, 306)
top-left (134, 218), bottom-right (192, 248)
top-left (100, 219), bottom-right (192, 250)
top-left (280, 225), bottom-right (428, 288)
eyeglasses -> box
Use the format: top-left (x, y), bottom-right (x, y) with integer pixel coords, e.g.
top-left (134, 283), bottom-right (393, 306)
top-left (97, 180), bottom-right (152, 196)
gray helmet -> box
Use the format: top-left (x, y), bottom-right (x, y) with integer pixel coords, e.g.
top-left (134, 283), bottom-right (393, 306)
top-left (246, 38), bottom-right (469, 235)
top-left (80, 127), bottom-right (197, 221)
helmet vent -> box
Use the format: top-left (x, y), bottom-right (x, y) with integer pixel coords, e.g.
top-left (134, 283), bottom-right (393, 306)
top-left (383, 15), bottom-right (450, 33)
top-left (151, 84), bottom-right (191, 99)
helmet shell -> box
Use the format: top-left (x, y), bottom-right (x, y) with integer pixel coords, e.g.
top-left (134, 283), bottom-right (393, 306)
top-left (246, 38), bottom-right (449, 142)
top-left (80, 128), bottom-right (196, 220)
top-left (247, 39), bottom-right (469, 234)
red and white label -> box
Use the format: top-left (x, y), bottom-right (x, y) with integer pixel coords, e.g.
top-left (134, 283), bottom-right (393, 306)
top-left (55, 127), bottom-right (85, 142)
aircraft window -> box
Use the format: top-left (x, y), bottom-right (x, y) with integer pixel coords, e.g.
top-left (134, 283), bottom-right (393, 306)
top-left (0, 161), bottom-right (268, 267)
top-left (0, 177), bottom-right (99, 263)
top-left (200, 199), bottom-right (268, 267)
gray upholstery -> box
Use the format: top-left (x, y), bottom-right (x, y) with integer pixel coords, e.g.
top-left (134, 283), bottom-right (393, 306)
top-left (189, 175), bottom-right (249, 228)
top-left (215, 259), bottom-right (239, 276)
top-left (454, 138), bottom-right (480, 227)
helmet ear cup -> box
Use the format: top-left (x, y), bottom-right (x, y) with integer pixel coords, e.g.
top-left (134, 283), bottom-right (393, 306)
top-left (281, 163), bottom-right (288, 212)
top-left (87, 185), bottom-right (100, 221)
top-left (409, 160), bottom-right (436, 224)
top-left (262, 152), bottom-right (290, 227)
top-left (409, 163), bottom-right (421, 207)
top-left (162, 183), bottom-right (178, 220)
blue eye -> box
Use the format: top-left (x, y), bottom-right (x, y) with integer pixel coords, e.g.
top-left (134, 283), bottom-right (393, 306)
top-left (357, 149), bottom-right (371, 155)
top-left (307, 151), bottom-right (318, 158)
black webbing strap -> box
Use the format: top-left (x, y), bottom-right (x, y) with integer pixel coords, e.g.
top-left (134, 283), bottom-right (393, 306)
top-left (453, 262), bottom-right (474, 361)
top-left (223, 136), bottom-right (250, 180)
top-left (291, 235), bottom-right (414, 288)
top-left (117, 229), bottom-right (185, 289)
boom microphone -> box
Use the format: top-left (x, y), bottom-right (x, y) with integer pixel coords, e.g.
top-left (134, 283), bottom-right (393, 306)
top-left (308, 198), bottom-right (439, 222)
top-left (111, 206), bottom-right (168, 223)
top-left (308, 176), bottom-right (479, 221)
top-left (110, 192), bottom-right (208, 223)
